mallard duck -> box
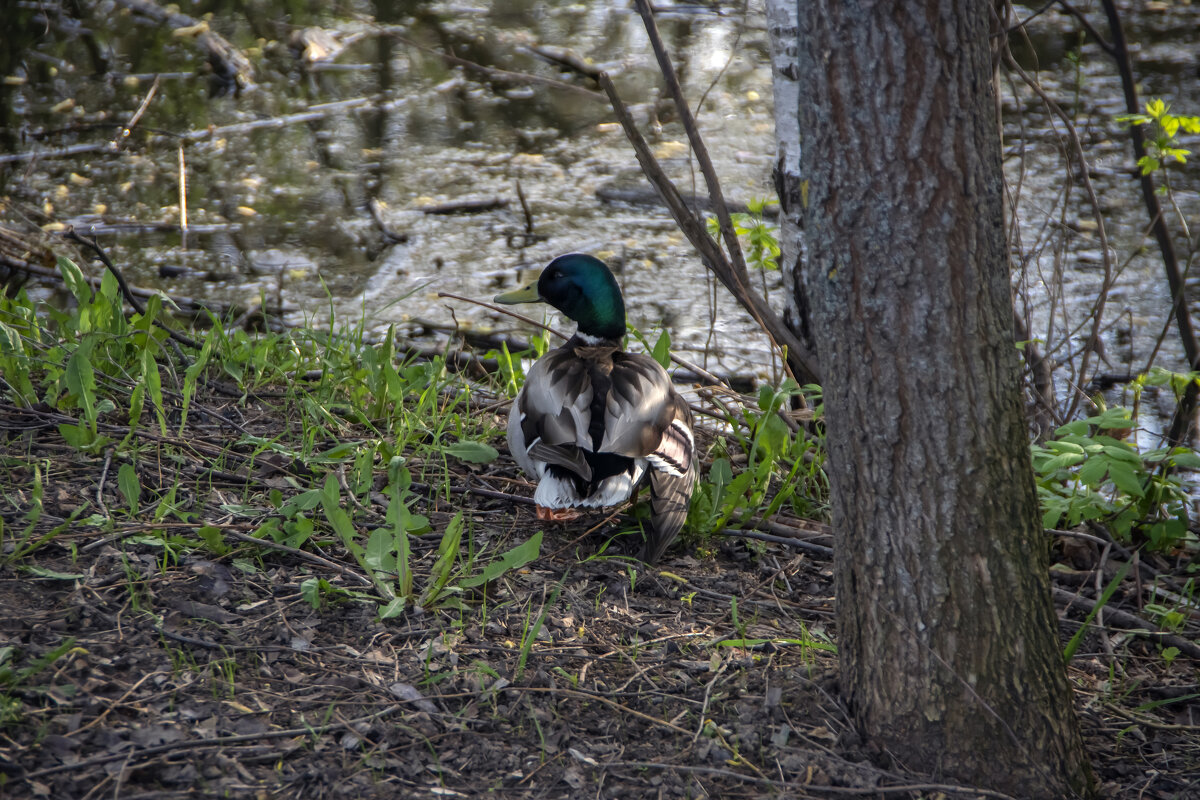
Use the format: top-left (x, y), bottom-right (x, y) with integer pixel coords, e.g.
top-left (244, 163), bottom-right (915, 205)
top-left (495, 253), bottom-right (696, 563)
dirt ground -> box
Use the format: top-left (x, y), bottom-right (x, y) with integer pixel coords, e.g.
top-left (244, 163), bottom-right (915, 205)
top-left (0, 397), bottom-right (1198, 799)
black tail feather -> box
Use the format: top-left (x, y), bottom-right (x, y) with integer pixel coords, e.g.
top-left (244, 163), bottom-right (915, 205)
top-left (639, 469), bottom-right (693, 563)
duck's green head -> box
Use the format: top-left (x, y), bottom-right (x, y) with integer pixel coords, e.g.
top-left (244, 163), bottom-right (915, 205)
top-left (495, 253), bottom-right (626, 340)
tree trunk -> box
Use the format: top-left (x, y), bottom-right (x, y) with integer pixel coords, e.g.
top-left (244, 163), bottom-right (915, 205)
top-left (765, 0), bottom-right (815, 363)
top-left (795, 2), bottom-right (1094, 797)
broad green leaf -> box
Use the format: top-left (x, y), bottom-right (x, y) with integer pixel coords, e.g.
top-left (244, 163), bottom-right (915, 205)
top-left (1054, 419), bottom-right (1090, 436)
top-left (1075, 456), bottom-right (1109, 487)
top-left (1047, 440), bottom-right (1084, 455)
top-left (117, 463), bottom-right (140, 514)
top-left (180, 329), bottom-right (215, 431)
top-left (459, 531), bottom-right (542, 589)
top-left (1168, 452), bottom-right (1200, 469)
top-left (366, 528), bottom-right (397, 573)
top-left (301, 577), bottom-right (325, 609)
top-left (197, 525), bottom-right (228, 555)
top-left (422, 512), bottom-right (464, 606)
top-left (280, 488), bottom-right (323, 516)
top-left (379, 597), bottom-right (407, 619)
top-left (1042, 453), bottom-right (1085, 472)
top-left (57, 422), bottom-right (95, 450)
top-left (1106, 461), bottom-right (1145, 498)
top-left (651, 328), bottom-right (672, 369)
top-left (386, 485), bottom-right (414, 597)
top-left (57, 256), bottom-right (92, 306)
top-left (142, 348), bottom-right (167, 435)
top-left (444, 441), bottom-right (499, 464)
top-left (64, 340), bottom-right (98, 428)
top-left (1100, 444), bottom-right (1142, 464)
top-left (321, 474), bottom-right (360, 543)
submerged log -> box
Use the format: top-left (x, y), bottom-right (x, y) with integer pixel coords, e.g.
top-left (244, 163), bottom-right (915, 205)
top-left (113, 0), bottom-right (254, 94)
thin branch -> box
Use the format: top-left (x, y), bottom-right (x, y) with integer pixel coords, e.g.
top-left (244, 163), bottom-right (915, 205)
top-left (437, 291), bottom-right (732, 387)
top-left (592, 68), bottom-right (818, 384)
top-left (1093, 0), bottom-right (1199, 444)
top-left (1000, 49), bottom-right (1117, 423)
top-left (66, 229), bottom-right (202, 351)
top-left (632, 0), bottom-right (751, 283)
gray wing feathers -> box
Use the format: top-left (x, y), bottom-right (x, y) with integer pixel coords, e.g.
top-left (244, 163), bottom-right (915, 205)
top-left (519, 351), bottom-right (593, 450)
top-left (600, 357), bottom-right (673, 456)
top-left (641, 468), bottom-right (694, 563)
top-left (528, 440), bottom-right (592, 480)
top-left (640, 402), bottom-right (696, 563)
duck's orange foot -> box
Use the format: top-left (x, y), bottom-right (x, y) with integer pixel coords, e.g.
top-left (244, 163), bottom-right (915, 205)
top-left (536, 505), bottom-right (582, 522)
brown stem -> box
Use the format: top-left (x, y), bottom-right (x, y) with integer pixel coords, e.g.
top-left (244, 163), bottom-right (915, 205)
top-left (1093, 0), bottom-right (1198, 444)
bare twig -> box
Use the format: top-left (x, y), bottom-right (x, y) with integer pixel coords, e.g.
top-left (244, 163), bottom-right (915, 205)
top-left (113, 75), bottom-right (160, 146)
top-left (1053, 586), bottom-right (1200, 660)
top-left (629, 0), bottom-right (819, 385)
top-left (1001, 49), bottom-right (1117, 423)
top-left (16, 706), bottom-right (403, 781)
top-left (65, 229), bottom-right (203, 351)
top-left (437, 290), bottom-right (731, 387)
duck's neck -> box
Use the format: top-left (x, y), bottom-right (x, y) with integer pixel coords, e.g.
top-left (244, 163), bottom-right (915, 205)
top-left (573, 330), bottom-right (619, 347)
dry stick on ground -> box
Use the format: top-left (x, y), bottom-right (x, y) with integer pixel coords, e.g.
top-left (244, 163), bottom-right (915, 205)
top-left (15, 706), bottom-right (404, 782)
top-left (1052, 586), bottom-right (1200, 660)
top-left (600, 764), bottom-right (1022, 800)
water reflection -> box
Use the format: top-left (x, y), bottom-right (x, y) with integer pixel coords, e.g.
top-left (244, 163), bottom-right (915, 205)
top-left (2, 2), bottom-right (1198, 384)
top-left (2, 0), bottom-right (784, 375)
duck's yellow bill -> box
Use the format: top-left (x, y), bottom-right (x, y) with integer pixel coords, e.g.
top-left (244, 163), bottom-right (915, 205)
top-left (494, 278), bottom-right (541, 304)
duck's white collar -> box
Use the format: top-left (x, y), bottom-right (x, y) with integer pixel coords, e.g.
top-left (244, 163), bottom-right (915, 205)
top-left (574, 331), bottom-right (609, 346)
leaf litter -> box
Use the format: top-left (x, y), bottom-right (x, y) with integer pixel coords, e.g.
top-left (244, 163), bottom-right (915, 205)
top-left (0, 363), bottom-right (1196, 799)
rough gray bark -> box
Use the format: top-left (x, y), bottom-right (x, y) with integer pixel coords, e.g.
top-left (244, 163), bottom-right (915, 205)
top-left (764, 0), bottom-right (814, 361)
top-left (795, 2), bottom-right (1094, 797)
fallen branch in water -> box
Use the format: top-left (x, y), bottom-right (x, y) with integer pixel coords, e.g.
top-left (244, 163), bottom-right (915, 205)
top-left (113, 0), bottom-right (254, 94)
top-left (0, 80), bottom-right (465, 165)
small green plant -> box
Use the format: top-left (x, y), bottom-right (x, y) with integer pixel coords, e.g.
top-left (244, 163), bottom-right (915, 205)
top-left (1032, 404), bottom-right (1198, 551)
top-left (626, 325), bottom-right (674, 371)
top-left (0, 639), bottom-right (78, 724)
top-left (706, 198), bottom-right (782, 300)
top-left (690, 380), bottom-right (828, 541)
top-left (209, 657), bottom-right (238, 699)
top-left (514, 584), bottom-right (560, 682)
top-left (485, 332), bottom-right (548, 398)
top-left (707, 198), bottom-right (782, 272)
top-left (1118, 98), bottom-right (1200, 178)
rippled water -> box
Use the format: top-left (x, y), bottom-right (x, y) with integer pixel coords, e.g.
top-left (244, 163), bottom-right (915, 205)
top-left (2, 1), bottom-right (1198, 387)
